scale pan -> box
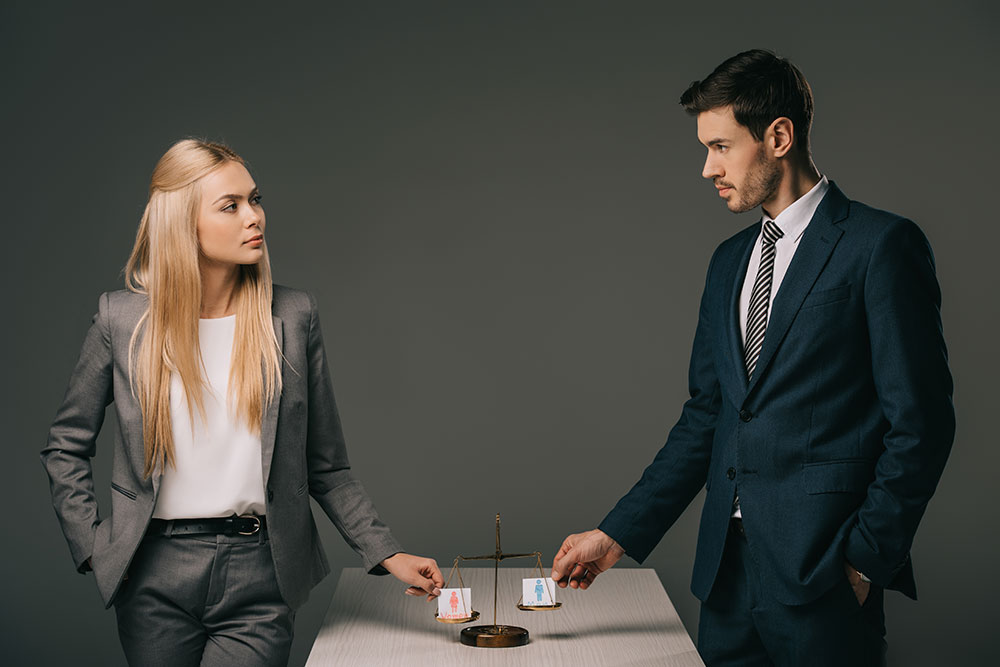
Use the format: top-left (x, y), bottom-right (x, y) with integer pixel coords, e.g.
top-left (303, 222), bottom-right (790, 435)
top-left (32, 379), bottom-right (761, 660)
top-left (435, 610), bottom-right (480, 624)
top-left (516, 602), bottom-right (563, 611)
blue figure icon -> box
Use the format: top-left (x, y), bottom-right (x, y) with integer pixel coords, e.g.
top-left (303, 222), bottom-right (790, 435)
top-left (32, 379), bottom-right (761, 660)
top-left (535, 579), bottom-right (545, 604)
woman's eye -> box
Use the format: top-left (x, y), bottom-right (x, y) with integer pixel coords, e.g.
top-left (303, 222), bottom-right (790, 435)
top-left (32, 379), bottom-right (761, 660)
top-left (251, 194), bottom-right (262, 205)
top-left (221, 202), bottom-right (237, 212)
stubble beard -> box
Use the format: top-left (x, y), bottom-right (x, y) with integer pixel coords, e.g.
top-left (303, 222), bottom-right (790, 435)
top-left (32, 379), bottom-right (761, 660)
top-left (728, 147), bottom-right (782, 214)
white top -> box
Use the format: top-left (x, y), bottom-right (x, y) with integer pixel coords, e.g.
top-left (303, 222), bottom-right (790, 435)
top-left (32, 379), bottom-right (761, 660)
top-left (738, 175), bottom-right (830, 347)
top-left (733, 175), bottom-right (829, 520)
top-left (152, 314), bottom-right (267, 519)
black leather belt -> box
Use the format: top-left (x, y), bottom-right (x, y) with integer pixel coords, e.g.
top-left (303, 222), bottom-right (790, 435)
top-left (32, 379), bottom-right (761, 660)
top-left (147, 514), bottom-right (266, 537)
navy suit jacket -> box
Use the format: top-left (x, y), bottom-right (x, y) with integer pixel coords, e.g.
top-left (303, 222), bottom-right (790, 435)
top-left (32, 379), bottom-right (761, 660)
top-left (598, 182), bottom-right (954, 606)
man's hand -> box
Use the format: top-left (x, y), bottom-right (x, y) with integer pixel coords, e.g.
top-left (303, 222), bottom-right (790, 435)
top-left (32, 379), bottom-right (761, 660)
top-left (381, 553), bottom-right (444, 601)
top-left (551, 529), bottom-right (625, 590)
top-left (844, 561), bottom-right (870, 606)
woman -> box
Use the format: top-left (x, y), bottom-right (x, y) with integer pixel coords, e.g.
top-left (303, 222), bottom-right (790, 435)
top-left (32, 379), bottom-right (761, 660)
top-left (41, 139), bottom-right (443, 666)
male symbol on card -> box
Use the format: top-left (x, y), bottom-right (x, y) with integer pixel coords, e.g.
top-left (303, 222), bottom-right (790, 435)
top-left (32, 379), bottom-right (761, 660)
top-left (534, 580), bottom-right (545, 604)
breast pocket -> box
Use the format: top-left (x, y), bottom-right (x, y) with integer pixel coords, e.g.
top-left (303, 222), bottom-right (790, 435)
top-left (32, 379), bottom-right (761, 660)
top-left (800, 284), bottom-right (851, 309)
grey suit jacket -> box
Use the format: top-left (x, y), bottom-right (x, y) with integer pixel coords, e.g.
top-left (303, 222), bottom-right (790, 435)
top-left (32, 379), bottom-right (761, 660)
top-left (42, 285), bottom-right (403, 609)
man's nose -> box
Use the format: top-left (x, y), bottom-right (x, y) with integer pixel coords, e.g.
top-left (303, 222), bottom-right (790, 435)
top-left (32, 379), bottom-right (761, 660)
top-left (702, 153), bottom-right (722, 180)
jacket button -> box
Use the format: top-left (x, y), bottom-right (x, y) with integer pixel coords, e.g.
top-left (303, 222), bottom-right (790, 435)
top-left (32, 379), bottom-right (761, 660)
top-left (726, 467), bottom-right (736, 480)
top-left (267, 488), bottom-right (274, 502)
top-left (739, 409), bottom-right (752, 422)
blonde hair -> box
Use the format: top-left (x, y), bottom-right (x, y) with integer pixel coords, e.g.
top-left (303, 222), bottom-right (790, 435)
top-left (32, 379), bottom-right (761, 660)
top-left (124, 139), bottom-right (282, 478)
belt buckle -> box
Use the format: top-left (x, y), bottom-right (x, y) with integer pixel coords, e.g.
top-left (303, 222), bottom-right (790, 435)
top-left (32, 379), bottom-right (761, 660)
top-left (237, 515), bottom-right (261, 536)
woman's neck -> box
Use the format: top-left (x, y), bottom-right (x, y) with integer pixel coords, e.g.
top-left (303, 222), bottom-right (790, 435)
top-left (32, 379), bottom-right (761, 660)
top-left (199, 260), bottom-right (239, 318)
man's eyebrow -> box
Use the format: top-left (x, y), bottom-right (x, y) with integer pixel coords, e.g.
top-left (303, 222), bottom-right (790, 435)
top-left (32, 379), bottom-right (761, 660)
top-left (212, 187), bottom-right (258, 205)
top-left (705, 138), bottom-right (729, 147)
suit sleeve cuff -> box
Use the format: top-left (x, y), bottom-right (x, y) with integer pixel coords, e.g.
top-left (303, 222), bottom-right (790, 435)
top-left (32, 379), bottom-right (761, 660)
top-left (597, 518), bottom-right (643, 563)
top-left (844, 525), bottom-right (905, 588)
top-left (363, 538), bottom-right (405, 576)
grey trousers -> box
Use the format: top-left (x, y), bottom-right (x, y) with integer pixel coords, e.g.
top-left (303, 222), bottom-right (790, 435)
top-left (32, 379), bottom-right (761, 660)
top-left (113, 529), bottom-right (294, 667)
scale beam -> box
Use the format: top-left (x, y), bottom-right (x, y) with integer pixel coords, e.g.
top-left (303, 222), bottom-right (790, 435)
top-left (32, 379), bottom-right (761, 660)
top-left (458, 552), bottom-right (538, 561)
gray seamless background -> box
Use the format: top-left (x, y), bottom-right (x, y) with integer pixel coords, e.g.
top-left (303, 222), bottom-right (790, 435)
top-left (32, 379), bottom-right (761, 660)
top-left (4, 2), bottom-right (997, 665)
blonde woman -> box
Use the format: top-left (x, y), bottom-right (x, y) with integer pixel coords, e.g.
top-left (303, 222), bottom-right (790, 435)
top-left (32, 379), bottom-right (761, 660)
top-left (42, 139), bottom-right (443, 666)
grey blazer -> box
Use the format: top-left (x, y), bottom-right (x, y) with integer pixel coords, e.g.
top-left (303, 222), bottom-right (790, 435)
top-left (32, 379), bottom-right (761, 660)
top-left (42, 285), bottom-right (403, 609)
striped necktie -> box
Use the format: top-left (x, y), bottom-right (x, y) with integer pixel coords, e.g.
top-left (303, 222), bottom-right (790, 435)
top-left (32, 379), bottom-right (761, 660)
top-left (744, 220), bottom-right (784, 380)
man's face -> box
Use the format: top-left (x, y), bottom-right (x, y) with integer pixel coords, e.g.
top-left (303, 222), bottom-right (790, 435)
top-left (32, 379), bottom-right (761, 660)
top-left (696, 106), bottom-right (780, 214)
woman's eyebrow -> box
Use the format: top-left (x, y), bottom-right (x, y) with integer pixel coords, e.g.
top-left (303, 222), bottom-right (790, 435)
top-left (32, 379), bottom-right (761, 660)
top-left (212, 187), bottom-right (258, 205)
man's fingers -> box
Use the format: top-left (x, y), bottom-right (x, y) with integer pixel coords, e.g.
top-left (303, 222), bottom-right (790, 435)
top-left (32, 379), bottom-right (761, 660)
top-left (552, 535), bottom-right (581, 579)
top-left (552, 543), bottom-right (581, 582)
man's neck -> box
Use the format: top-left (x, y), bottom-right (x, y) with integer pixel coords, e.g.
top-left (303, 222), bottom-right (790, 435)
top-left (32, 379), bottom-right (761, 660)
top-left (762, 159), bottom-right (821, 220)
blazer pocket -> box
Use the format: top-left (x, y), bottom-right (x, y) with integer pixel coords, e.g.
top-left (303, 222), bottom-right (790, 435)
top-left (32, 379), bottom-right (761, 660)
top-left (800, 284), bottom-right (851, 309)
top-left (111, 482), bottom-right (137, 501)
top-left (802, 459), bottom-right (873, 494)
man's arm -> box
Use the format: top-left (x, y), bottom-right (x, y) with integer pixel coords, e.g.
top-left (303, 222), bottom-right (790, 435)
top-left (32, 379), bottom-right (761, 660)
top-left (844, 218), bottom-right (955, 588)
top-left (552, 249), bottom-right (724, 585)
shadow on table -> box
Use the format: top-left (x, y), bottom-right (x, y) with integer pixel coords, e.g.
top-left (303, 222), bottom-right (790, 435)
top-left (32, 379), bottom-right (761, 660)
top-left (530, 617), bottom-right (690, 642)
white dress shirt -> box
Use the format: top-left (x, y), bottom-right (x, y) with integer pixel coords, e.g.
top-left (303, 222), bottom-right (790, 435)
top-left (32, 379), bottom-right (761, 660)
top-left (153, 314), bottom-right (267, 519)
top-left (738, 176), bottom-right (829, 347)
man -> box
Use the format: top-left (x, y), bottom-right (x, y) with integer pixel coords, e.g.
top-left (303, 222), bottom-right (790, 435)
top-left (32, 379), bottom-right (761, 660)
top-left (550, 50), bottom-right (954, 665)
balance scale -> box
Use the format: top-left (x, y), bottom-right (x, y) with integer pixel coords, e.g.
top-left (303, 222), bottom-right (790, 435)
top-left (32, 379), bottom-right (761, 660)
top-left (434, 513), bottom-right (563, 648)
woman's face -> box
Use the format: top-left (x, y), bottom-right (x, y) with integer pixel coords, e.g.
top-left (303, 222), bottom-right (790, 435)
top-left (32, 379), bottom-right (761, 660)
top-left (196, 161), bottom-right (266, 268)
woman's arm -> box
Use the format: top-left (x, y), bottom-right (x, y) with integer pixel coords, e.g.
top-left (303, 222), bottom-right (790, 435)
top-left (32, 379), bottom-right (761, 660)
top-left (40, 292), bottom-right (114, 573)
top-left (302, 292), bottom-right (406, 573)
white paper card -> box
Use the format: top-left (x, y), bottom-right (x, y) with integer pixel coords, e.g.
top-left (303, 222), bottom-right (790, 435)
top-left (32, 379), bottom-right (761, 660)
top-left (438, 588), bottom-right (473, 619)
top-left (522, 577), bottom-right (556, 606)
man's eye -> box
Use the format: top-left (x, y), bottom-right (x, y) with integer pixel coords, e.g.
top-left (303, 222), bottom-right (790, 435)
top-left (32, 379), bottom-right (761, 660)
top-left (251, 194), bottom-right (262, 205)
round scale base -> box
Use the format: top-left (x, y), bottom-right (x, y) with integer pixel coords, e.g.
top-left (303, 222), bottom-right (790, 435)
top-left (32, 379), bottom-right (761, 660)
top-left (460, 624), bottom-right (529, 648)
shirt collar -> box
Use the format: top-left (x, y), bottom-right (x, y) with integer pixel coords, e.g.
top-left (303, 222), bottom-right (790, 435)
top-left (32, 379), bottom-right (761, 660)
top-left (762, 175), bottom-right (829, 243)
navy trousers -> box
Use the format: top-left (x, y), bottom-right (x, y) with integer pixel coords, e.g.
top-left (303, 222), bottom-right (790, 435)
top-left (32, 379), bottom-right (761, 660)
top-left (113, 528), bottom-right (294, 667)
top-left (697, 521), bottom-right (887, 666)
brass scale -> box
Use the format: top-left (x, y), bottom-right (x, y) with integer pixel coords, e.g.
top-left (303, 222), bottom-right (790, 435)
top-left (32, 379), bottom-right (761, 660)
top-left (435, 513), bottom-right (562, 648)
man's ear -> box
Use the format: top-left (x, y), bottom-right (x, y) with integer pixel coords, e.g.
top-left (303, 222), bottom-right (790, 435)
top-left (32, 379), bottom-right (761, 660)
top-left (768, 117), bottom-right (795, 158)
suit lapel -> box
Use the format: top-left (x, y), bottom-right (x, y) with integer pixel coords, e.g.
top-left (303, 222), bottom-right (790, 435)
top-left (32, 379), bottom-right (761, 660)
top-left (726, 227), bottom-right (758, 394)
top-left (745, 183), bottom-right (849, 396)
top-left (260, 314), bottom-right (283, 492)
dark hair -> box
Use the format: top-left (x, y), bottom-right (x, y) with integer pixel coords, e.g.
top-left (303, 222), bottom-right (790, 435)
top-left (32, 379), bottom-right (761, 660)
top-left (680, 49), bottom-right (814, 153)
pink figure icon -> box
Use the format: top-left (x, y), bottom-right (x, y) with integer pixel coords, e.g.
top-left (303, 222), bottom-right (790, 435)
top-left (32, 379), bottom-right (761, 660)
top-left (449, 591), bottom-right (459, 616)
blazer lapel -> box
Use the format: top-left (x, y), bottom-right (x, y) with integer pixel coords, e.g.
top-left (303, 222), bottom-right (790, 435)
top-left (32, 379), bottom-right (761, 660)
top-left (260, 314), bottom-right (283, 492)
top-left (726, 227), bottom-right (758, 394)
top-left (745, 183), bottom-right (849, 396)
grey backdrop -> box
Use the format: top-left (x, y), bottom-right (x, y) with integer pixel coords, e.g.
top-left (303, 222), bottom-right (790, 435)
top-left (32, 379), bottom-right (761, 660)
top-left (4, 2), bottom-right (997, 665)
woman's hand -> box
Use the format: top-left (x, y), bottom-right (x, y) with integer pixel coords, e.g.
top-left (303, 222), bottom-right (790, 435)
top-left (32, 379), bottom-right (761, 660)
top-left (381, 553), bottom-right (444, 601)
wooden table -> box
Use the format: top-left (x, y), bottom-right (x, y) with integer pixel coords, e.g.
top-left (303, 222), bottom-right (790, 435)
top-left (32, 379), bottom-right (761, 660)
top-left (306, 567), bottom-right (703, 666)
